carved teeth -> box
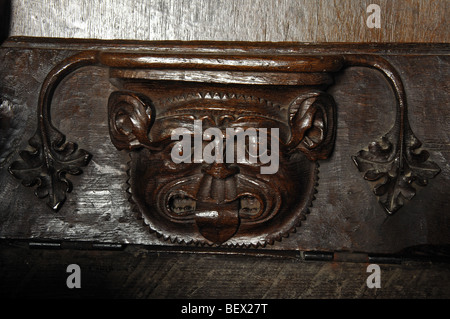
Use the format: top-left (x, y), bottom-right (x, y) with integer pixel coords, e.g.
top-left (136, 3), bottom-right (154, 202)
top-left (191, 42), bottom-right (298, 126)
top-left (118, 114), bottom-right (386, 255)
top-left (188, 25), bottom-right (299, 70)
top-left (169, 195), bottom-right (197, 214)
top-left (239, 196), bottom-right (261, 218)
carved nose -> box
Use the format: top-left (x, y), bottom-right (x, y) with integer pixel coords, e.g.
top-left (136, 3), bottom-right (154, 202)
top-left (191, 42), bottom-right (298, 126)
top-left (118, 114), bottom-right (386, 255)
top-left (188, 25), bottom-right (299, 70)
top-left (202, 162), bottom-right (239, 179)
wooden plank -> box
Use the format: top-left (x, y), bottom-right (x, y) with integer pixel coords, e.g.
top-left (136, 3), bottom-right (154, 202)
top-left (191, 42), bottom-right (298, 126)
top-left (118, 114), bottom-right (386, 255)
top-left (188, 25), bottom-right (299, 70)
top-left (1, 1), bottom-right (449, 301)
top-left (0, 40), bottom-right (448, 255)
top-left (8, 0), bottom-right (449, 43)
top-left (1, 242), bottom-right (449, 298)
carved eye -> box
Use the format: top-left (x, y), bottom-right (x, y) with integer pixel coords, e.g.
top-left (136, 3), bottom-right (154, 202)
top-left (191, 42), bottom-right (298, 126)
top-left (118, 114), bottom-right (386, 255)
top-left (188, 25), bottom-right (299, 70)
top-left (163, 141), bottom-right (195, 171)
top-left (244, 142), bottom-right (273, 159)
top-left (241, 134), bottom-right (278, 167)
top-left (164, 160), bottom-right (179, 171)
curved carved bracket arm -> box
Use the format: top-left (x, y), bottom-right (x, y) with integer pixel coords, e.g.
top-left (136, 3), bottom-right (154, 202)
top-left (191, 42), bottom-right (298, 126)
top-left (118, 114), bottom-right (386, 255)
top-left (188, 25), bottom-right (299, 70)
top-left (8, 49), bottom-right (440, 217)
top-left (343, 55), bottom-right (441, 214)
top-left (8, 51), bottom-right (100, 210)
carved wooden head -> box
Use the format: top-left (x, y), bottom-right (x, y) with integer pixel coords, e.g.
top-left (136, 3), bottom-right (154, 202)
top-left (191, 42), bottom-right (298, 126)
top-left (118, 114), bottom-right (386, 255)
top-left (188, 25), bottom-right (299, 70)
top-left (7, 48), bottom-right (441, 250)
top-left (108, 88), bottom-right (336, 247)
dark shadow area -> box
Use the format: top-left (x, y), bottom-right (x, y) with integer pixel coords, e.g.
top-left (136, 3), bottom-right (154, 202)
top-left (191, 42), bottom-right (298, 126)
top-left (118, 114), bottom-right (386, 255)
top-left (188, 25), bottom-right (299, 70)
top-left (0, 0), bottom-right (11, 45)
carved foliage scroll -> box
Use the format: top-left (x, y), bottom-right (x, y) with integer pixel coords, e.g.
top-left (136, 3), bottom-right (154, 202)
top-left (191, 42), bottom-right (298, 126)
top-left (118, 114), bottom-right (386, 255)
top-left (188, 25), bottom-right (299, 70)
top-left (344, 54), bottom-right (441, 214)
top-left (9, 51), bottom-right (99, 210)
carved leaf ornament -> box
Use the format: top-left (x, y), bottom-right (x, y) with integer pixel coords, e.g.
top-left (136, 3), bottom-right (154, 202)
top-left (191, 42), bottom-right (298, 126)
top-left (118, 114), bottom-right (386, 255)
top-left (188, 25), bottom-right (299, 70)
top-left (8, 127), bottom-right (91, 210)
top-left (343, 54), bottom-right (441, 214)
top-left (352, 125), bottom-right (441, 214)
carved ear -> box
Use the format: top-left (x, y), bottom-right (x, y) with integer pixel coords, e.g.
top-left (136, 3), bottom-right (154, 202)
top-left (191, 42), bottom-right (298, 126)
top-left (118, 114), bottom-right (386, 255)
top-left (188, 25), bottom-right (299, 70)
top-left (108, 91), bottom-right (155, 151)
top-left (286, 92), bottom-right (336, 161)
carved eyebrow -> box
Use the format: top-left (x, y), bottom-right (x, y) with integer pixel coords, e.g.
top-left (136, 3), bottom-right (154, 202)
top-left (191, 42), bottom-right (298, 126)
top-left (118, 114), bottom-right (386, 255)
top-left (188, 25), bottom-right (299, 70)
top-left (233, 115), bottom-right (286, 125)
top-left (157, 114), bottom-right (197, 121)
top-left (157, 113), bottom-right (286, 125)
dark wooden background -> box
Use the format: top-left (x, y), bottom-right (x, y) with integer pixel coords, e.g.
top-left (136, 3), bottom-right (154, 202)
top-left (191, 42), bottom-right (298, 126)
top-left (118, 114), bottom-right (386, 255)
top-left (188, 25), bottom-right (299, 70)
top-left (1, 0), bottom-right (449, 300)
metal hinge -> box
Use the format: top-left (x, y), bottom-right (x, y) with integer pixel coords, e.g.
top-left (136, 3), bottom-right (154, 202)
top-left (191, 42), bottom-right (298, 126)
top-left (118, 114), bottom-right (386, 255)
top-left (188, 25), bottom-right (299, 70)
top-left (301, 250), bottom-right (403, 264)
top-left (3, 239), bottom-right (447, 264)
top-left (26, 240), bottom-right (125, 251)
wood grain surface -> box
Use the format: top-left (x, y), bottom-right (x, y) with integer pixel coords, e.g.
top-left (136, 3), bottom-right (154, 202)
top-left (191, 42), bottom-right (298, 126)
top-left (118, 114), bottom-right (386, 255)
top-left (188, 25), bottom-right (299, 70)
top-left (1, 0), bottom-right (449, 301)
top-left (1, 41), bottom-right (448, 255)
top-left (8, 0), bottom-right (450, 43)
top-left (1, 242), bottom-right (449, 299)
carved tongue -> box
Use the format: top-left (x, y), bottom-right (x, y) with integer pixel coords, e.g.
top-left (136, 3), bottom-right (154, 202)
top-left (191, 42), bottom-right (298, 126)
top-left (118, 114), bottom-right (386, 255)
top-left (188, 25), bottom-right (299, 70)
top-left (194, 201), bottom-right (240, 244)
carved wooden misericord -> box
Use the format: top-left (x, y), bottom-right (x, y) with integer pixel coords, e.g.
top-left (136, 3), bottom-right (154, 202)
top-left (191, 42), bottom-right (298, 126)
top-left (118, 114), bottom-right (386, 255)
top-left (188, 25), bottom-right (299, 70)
top-left (2, 39), bottom-right (445, 250)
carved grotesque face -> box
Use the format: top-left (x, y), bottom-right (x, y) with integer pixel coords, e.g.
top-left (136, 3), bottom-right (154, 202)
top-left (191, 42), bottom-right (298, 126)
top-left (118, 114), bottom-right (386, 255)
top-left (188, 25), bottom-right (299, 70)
top-left (108, 90), bottom-right (335, 247)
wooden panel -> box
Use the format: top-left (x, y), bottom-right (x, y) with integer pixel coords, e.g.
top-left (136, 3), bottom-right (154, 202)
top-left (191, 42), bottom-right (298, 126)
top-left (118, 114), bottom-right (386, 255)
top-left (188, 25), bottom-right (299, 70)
top-left (8, 0), bottom-right (449, 43)
top-left (1, 1), bottom-right (449, 301)
top-left (0, 39), bottom-right (448, 256)
top-left (1, 241), bottom-right (449, 299)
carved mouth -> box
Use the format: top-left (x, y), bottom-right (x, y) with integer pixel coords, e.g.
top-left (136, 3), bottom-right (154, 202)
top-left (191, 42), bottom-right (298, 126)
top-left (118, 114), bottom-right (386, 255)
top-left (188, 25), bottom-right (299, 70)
top-left (168, 194), bottom-right (197, 216)
top-left (166, 191), bottom-right (265, 244)
top-left (149, 172), bottom-right (283, 245)
top-left (167, 192), bottom-right (264, 220)
top-left (130, 149), bottom-right (318, 247)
